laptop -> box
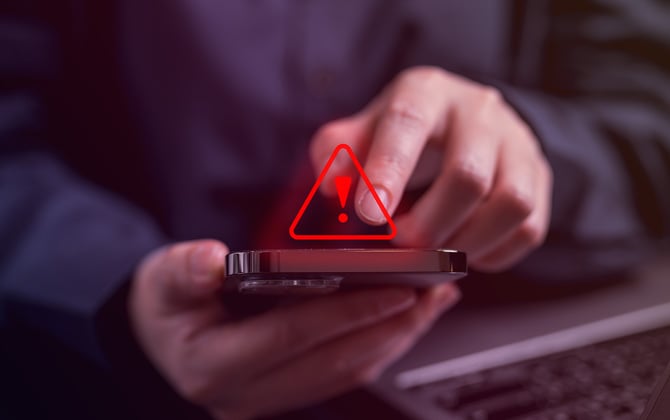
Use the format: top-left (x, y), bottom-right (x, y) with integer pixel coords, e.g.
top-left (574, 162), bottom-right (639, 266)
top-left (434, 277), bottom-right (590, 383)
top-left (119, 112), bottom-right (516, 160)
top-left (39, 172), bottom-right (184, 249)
top-left (362, 251), bottom-right (670, 420)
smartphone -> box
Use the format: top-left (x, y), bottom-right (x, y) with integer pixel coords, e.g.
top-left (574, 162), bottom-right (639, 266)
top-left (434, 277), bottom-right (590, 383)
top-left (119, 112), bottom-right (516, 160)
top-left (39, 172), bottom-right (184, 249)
top-left (225, 248), bottom-right (467, 294)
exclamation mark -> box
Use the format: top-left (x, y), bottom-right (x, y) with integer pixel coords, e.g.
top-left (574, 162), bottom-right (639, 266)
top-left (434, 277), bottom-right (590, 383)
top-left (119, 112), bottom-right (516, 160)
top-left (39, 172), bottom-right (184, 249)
top-left (335, 176), bottom-right (352, 223)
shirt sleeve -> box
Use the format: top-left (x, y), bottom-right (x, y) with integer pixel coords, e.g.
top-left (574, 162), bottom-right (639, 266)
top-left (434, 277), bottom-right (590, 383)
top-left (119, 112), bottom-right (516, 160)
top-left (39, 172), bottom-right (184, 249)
top-left (495, 0), bottom-right (670, 282)
top-left (0, 16), bottom-right (166, 366)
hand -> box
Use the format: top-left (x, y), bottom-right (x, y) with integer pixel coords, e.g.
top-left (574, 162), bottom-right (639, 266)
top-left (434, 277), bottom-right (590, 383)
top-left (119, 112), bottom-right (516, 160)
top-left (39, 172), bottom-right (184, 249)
top-left (311, 66), bottom-right (553, 272)
top-left (129, 240), bottom-right (460, 419)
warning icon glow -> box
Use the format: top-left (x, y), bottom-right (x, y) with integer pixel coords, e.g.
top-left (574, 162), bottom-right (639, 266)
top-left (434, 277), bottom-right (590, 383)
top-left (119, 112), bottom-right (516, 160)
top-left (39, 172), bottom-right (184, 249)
top-left (289, 144), bottom-right (397, 240)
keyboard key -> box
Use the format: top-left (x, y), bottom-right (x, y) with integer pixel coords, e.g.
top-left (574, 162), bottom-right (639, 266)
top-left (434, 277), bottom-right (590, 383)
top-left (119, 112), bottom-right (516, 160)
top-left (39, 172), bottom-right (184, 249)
top-left (436, 371), bottom-right (527, 410)
top-left (462, 391), bottom-right (539, 419)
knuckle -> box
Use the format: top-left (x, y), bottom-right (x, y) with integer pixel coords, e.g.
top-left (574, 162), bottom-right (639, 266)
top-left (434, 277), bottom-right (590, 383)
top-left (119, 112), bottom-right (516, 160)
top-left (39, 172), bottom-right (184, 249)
top-left (516, 120), bottom-right (536, 144)
top-left (384, 100), bottom-right (427, 133)
top-left (479, 86), bottom-right (502, 108)
top-left (448, 160), bottom-right (492, 199)
top-left (467, 86), bottom-right (503, 123)
top-left (372, 151), bottom-right (414, 179)
top-left (497, 185), bottom-right (534, 220)
top-left (398, 65), bottom-right (445, 83)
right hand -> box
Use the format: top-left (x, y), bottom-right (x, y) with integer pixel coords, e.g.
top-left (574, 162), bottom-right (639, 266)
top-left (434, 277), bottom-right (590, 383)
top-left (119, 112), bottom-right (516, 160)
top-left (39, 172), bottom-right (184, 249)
top-left (129, 239), bottom-right (460, 419)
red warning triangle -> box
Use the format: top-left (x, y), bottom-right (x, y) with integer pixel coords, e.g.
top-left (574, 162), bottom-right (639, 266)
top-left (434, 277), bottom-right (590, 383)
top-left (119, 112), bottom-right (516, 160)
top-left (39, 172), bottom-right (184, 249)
top-left (289, 144), bottom-right (397, 240)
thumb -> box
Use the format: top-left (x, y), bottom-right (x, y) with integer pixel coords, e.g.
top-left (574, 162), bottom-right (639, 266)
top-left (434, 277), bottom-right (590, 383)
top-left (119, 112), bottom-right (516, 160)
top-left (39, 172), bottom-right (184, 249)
top-left (139, 240), bottom-right (228, 309)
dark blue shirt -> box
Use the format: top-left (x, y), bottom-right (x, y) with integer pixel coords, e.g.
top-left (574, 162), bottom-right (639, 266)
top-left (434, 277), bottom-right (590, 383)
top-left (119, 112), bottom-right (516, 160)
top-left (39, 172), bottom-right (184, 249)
top-left (1, 1), bottom-right (669, 418)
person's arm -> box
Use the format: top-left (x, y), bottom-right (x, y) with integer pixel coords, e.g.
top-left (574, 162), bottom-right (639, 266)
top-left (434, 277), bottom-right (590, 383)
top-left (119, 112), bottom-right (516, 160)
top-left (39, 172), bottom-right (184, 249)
top-left (0, 14), bottom-right (165, 366)
top-left (308, 1), bottom-right (669, 283)
top-left (0, 18), bottom-right (463, 420)
top-left (498, 0), bottom-right (670, 281)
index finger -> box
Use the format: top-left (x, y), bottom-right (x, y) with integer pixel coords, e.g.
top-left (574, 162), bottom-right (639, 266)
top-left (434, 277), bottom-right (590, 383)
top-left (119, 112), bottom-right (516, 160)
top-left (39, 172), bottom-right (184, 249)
top-left (355, 69), bottom-right (451, 225)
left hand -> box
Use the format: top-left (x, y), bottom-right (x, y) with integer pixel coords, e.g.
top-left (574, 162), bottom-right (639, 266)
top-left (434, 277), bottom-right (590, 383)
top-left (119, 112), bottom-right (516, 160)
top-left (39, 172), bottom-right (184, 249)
top-left (130, 240), bottom-right (460, 419)
top-left (310, 66), bottom-right (553, 272)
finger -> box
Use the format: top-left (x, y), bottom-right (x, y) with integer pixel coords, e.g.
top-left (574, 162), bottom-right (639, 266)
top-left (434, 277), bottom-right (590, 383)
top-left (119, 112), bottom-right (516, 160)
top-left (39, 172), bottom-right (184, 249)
top-left (218, 284), bottom-right (460, 419)
top-left (471, 161), bottom-right (552, 272)
top-left (139, 240), bottom-right (228, 311)
top-left (444, 136), bottom-right (539, 259)
top-left (204, 287), bottom-right (418, 377)
top-left (355, 71), bottom-right (450, 224)
top-left (392, 106), bottom-right (500, 247)
top-left (309, 112), bottom-right (375, 196)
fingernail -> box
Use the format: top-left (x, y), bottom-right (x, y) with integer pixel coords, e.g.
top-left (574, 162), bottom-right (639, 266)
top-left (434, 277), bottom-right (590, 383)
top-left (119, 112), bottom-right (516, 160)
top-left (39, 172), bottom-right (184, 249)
top-left (358, 187), bottom-right (390, 224)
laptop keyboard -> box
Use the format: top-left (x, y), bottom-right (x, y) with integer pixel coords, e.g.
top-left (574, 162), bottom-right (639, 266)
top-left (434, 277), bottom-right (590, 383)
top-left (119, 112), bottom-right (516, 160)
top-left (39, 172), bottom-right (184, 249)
top-left (405, 326), bottom-right (670, 420)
